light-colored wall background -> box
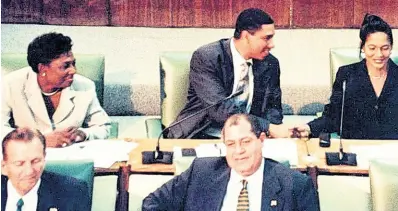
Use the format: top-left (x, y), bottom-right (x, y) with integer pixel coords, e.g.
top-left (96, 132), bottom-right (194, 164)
top-left (2, 24), bottom-right (398, 116)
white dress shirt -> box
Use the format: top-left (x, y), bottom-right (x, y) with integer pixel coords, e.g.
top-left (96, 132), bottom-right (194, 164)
top-left (221, 159), bottom-right (264, 211)
top-left (6, 179), bottom-right (41, 211)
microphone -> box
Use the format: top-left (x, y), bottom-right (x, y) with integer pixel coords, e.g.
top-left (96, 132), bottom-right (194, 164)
top-left (325, 80), bottom-right (357, 166)
top-left (142, 89), bottom-right (244, 164)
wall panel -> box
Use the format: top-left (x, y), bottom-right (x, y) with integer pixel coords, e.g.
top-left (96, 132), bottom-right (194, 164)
top-left (42, 0), bottom-right (108, 25)
top-left (1, 0), bottom-right (43, 23)
top-left (293, 0), bottom-right (354, 28)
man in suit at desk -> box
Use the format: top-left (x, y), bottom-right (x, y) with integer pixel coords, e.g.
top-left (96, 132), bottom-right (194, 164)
top-left (142, 114), bottom-right (320, 210)
top-left (167, 8), bottom-right (289, 139)
top-left (1, 128), bottom-right (89, 211)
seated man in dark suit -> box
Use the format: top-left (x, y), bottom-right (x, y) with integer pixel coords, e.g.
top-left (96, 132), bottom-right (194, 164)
top-left (1, 128), bottom-right (89, 211)
top-left (143, 114), bottom-right (320, 210)
top-left (167, 8), bottom-right (289, 139)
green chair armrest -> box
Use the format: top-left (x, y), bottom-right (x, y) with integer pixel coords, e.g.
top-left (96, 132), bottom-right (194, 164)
top-left (145, 118), bottom-right (163, 139)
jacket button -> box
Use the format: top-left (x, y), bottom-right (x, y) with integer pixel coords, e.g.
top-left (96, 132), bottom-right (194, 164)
top-left (375, 105), bottom-right (378, 109)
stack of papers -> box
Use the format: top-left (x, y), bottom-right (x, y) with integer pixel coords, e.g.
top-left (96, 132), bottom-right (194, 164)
top-left (46, 140), bottom-right (137, 168)
top-left (350, 143), bottom-right (398, 168)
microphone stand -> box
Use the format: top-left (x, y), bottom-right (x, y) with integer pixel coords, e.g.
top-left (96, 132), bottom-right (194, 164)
top-left (142, 90), bottom-right (244, 164)
top-left (325, 81), bottom-right (357, 166)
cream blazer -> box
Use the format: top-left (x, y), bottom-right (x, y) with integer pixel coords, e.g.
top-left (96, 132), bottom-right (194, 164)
top-left (1, 67), bottom-right (110, 140)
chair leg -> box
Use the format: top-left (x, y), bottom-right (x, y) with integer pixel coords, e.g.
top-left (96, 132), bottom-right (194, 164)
top-left (307, 166), bottom-right (319, 190)
top-left (115, 164), bottom-right (131, 211)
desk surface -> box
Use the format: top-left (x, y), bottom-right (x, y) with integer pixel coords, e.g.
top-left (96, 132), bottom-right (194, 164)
top-left (306, 139), bottom-right (398, 175)
top-left (127, 138), bottom-right (398, 175)
top-left (128, 138), bottom-right (310, 174)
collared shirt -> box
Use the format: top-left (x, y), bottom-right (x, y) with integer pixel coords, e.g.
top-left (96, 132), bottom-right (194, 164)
top-left (221, 159), bottom-right (264, 211)
top-left (230, 38), bottom-right (254, 113)
top-left (6, 179), bottom-right (41, 211)
top-left (204, 39), bottom-right (254, 138)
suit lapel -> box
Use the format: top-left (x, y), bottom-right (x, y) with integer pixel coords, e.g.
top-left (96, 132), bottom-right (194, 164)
top-left (220, 39), bottom-right (235, 94)
top-left (261, 159), bottom-right (284, 211)
top-left (1, 176), bottom-right (8, 211)
top-left (379, 59), bottom-right (398, 100)
top-left (25, 70), bottom-right (51, 125)
top-left (37, 172), bottom-right (56, 211)
top-left (198, 159), bottom-right (230, 210)
top-left (52, 87), bottom-right (76, 124)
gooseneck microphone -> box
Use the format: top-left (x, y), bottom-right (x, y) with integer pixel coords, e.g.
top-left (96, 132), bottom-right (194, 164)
top-left (325, 80), bottom-right (357, 166)
top-left (142, 89), bottom-right (244, 164)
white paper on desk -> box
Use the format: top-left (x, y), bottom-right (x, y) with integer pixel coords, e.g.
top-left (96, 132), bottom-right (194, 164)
top-left (45, 140), bottom-right (138, 168)
top-left (350, 143), bottom-right (398, 168)
top-left (262, 139), bottom-right (298, 166)
top-left (195, 143), bottom-right (226, 157)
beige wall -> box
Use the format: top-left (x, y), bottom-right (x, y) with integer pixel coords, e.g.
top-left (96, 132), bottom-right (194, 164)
top-left (2, 24), bottom-right (397, 115)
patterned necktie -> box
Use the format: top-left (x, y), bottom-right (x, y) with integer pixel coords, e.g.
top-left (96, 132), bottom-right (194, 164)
top-left (16, 198), bottom-right (24, 211)
top-left (237, 180), bottom-right (249, 211)
top-left (236, 62), bottom-right (251, 111)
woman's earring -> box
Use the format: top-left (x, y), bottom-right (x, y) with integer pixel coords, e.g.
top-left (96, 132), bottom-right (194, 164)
top-left (42, 72), bottom-right (46, 77)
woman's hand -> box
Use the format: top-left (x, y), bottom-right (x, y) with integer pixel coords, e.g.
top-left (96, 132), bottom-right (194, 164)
top-left (45, 126), bottom-right (87, 148)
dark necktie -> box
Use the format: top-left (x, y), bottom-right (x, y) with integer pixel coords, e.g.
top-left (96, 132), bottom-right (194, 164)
top-left (16, 198), bottom-right (24, 211)
top-left (237, 180), bottom-right (249, 211)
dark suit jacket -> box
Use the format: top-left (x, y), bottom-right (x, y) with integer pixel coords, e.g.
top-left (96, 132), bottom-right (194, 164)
top-left (142, 157), bottom-right (320, 211)
top-left (167, 38), bottom-right (283, 138)
top-left (309, 59), bottom-right (398, 139)
top-left (1, 171), bottom-right (89, 211)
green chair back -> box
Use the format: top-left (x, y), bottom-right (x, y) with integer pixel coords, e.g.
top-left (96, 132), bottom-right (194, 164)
top-left (44, 159), bottom-right (94, 208)
top-left (1, 53), bottom-right (105, 105)
top-left (330, 48), bottom-right (398, 86)
top-left (159, 52), bottom-right (192, 128)
top-left (369, 159), bottom-right (398, 211)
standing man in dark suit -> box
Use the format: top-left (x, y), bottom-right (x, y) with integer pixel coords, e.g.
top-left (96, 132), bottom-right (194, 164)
top-left (143, 114), bottom-right (320, 210)
top-left (167, 8), bottom-right (290, 139)
top-left (1, 128), bottom-right (90, 211)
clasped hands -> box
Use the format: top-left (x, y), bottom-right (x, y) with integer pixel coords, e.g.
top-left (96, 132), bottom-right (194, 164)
top-left (268, 124), bottom-right (311, 138)
top-left (45, 126), bottom-right (87, 148)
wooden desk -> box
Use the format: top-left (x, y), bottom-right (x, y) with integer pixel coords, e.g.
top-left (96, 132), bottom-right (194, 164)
top-left (306, 138), bottom-right (398, 175)
top-left (127, 138), bottom-right (312, 174)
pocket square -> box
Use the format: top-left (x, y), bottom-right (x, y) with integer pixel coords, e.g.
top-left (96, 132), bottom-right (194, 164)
top-left (49, 208), bottom-right (58, 211)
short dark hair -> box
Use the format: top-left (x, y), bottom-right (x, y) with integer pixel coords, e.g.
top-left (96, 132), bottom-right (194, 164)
top-left (222, 114), bottom-right (264, 140)
top-left (233, 8), bottom-right (274, 39)
top-left (359, 14), bottom-right (393, 57)
top-left (2, 128), bottom-right (46, 160)
top-left (27, 32), bottom-right (73, 73)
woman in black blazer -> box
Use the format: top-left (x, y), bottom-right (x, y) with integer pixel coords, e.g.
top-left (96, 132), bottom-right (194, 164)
top-left (294, 14), bottom-right (398, 139)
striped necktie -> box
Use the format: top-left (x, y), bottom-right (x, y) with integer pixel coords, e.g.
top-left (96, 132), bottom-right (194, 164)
top-left (236, 62), bottom-right (251, 112)
top-left (16, 198), bottom-right (24, 211)
top-left (237, 180), bottom-right (249, 211)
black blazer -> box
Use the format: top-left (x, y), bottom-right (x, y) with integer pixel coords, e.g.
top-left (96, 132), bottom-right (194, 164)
top-left (142, 157), bottom-right (320, 211)
top-left (167, 38), bottom-right (283, 138)
top-left (1, 171), bottom-right (90, 211)
top-left (309, 59), bottom-right (398, 139)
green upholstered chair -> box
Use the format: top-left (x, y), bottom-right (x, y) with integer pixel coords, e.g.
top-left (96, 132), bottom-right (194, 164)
top-left (146, 51), bottom-right (193, 138)
top-left (330, 48), bottom-right (398, 86)
top-left (369, 159), bottom-right (398, 211)
top-left (1, 53), bottom-right (105, 106)
top-left (44, 159), bottom-right (94, 209)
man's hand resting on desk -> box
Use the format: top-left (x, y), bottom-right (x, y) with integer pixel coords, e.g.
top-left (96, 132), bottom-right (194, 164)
top-left (268, 124), bottom-right (291, 138)
top-left (45, 126), bottom-right (87, 148)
